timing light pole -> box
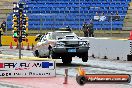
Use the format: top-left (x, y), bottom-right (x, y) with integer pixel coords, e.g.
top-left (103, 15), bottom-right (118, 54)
top-left (13, 2), bottom-right (25, 59)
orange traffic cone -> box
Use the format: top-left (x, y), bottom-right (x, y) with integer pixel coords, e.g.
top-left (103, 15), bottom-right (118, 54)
top-left (10, 42), bottom-right (13, 49)
top-left (26, 43), bottom-right (30, 50)
top-left (129, 30), bottom-right (132, 40)
top-left (16, 42), bottom-right (18, 49)
top-left (21, 43), bottom-right (24, 50)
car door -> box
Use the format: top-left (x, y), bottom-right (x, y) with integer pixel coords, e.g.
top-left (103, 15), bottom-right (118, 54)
top-left (38, 35), bottom-right (49, 57)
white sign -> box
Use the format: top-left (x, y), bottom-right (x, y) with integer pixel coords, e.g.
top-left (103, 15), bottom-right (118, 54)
top-left (0, 60), bottom-right (56, 77)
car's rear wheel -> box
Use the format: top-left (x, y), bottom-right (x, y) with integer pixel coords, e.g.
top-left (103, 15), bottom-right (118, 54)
top-left (34, 50), bottom-right (39, 57)
top-left (62, 56), bottom-right (72, 64)
top-left (35, 50), bottom-right (44, 58)
top-left (82, 53), bottom-right (88, 62)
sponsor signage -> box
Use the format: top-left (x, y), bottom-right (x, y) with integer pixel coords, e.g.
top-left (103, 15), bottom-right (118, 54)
top-left (76, 67), bottom-right (131, 85)
top-left (0, 60), bottom-right (56, 77)
top-left (76, 74), bottom-right (131, 85)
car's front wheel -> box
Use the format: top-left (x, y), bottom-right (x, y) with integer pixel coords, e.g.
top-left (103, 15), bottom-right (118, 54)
top-left (62, 56), bottom-right (72, 64)
top-left (34, 50), bottom-right (39, 57)
top-left (82, 53), bottom-right (88, 62)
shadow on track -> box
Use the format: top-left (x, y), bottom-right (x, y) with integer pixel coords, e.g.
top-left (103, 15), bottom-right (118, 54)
top-left (56, 62), bottom-right (89, 67)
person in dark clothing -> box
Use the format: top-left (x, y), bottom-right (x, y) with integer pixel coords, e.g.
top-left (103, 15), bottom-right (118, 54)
top-left (0, 28), bottom-right (3, 46)
top-left (114, 12), bottom-right (120, 21)
top-left (88, 21), bottom-right (94, 37)
top-left (82, 22), bottom-right (89, 37)
top-left (108, 12), bottom-right (115, 22)
top-left (1, 20), bottom-right (6, 33)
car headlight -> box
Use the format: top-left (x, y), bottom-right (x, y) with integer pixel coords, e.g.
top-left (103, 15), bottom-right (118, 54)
top-left (79, 41), bottom-right (89, 47)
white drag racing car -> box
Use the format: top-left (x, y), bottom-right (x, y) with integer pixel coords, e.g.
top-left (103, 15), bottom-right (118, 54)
top-left (33, 29), bottom-right (90, 64)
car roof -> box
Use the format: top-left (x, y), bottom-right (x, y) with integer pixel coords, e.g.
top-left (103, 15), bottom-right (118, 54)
top-left (47, 32), bottom-right (53, 34)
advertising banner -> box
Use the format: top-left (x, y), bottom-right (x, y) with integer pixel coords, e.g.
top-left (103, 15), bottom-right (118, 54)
top-left (0, 60), bottom-right (56, 77)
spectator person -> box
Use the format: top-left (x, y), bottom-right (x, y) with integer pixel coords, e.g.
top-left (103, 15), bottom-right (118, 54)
top-left (108, 12), bottom-right (114, 22)
top-left (88, 20), bottom-right (94, 37)
top-left (99, 12), bottom-right (106, 21)
top-left (114, 12), bottom-right (120, 21)
top-left (82, 22), bottom-right (88, 37)
top-left (1, 20), bottom-right (6, 33)
top-left (94, 12), bottom-right (100, 21)
top-left (99, 13), bottom-right (106, 30)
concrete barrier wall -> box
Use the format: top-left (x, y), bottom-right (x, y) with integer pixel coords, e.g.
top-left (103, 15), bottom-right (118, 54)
top-left (1, 36), bottom-right (130, 60)
top-left (88, 38), bottom-right (130, 61)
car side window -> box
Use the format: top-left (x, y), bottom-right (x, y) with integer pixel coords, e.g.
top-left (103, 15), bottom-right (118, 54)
top-left (46, 33), bottom-right (52, 40)
top-left (40, 35), bottom-right (46, 42)
top-left (49, 33), bottom-right (52, 39)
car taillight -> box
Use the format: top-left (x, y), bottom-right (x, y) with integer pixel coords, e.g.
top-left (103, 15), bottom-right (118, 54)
top-left (79, 41), bottom-right (89, 47)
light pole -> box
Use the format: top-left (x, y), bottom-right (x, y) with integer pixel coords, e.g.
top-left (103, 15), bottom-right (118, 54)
top-left (79, 0), bottom-right (81, 37)
top-left (110, 14), bottom-right (113, 37)
top-left (5, 13), bottom-right (8, 36)
top-left (40, 14), bottom-right (42, 34)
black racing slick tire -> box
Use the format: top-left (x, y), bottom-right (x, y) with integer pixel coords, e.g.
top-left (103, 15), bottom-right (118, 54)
top-left (34, 50), bottom-right (39, 57)
top-left (82, 53), bottom-right (88, 62)
top-left (62, 56), bottom-right (72, 64)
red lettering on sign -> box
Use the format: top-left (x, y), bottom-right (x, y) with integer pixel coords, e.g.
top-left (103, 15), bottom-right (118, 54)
top-left (0, 63), bottom-right (4, 68)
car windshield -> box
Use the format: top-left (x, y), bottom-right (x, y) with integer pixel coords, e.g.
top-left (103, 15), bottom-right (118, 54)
top-left (51, 31), bottom-right (77, 40)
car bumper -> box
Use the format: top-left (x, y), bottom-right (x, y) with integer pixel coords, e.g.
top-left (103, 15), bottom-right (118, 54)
top-left (52, 47), bottom-right (89, 54)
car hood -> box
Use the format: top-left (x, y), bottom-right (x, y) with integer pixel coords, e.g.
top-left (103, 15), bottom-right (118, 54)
top-left (56, 39), bottom-right (89, 42)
